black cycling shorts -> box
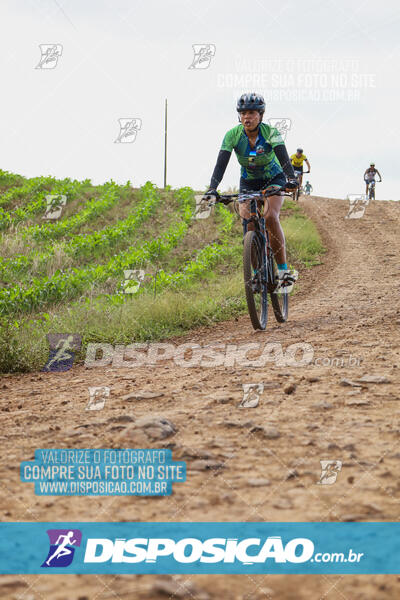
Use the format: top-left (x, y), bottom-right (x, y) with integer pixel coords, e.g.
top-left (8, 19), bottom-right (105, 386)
top-left (293, 166), bottom-right (303, 174)
top-left (239, 172), bottom-right (287, 194)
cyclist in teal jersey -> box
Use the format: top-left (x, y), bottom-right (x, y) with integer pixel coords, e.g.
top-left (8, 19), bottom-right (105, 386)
top-left (304, 181), bottom-right (313, 195)
top-left (204, 92), bottom-right (298, 285)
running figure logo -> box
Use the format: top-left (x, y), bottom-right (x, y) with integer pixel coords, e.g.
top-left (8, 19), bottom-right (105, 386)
top-left (41, 529), bottom-right (82, 568)
top-left (188, 44), bottom-right (216, 69)
top-left (86, 386), bottom-right (110, 410)
top-left (345, 194), bottom-right (369, 219)
top-left (43, 194), bottom-right (67, 220)
top-left (114, 118), bottom-right (142, 143)
top-left (239, 383), bottom-right (264, 408)
top-left (194, 194), bottom-right (212, 219)
top-left (267, 118), bottom-right (291, 142)
top-left (277, 269), bottom-right (298, 295)
top-left (123, 269), bottom-right (145, 294)
top-left (42, 334), bottom-right (82, 372)
top-left (35, 44), bottom-right (63, 69)
top-left (317, 460), bottom-right (342, 485)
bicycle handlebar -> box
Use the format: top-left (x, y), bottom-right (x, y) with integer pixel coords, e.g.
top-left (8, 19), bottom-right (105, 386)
top-left (205, 186), bottom-right (293, 205)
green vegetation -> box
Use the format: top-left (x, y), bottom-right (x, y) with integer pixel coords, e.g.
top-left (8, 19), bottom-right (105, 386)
top-left (284, 214), bottom-right (325, 267)
top-left (0, 169), bottom-right (25, 194)
top-left (0, 175), bottom-right (324, 373)
top-left (26, 180), bottom-right (115, 240)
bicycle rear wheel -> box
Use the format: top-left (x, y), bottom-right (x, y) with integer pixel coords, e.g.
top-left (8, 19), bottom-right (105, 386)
top-left (243, 231), bottom-right (268, 330)
top-left (268, 255), bottom-right (289, 323)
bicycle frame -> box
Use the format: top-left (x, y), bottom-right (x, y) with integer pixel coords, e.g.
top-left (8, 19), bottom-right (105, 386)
top-left (366, 179), bottom-right (379, 200)
top-left (244, 191), bottom-right (286, 294)
top-left (247, 195), bottom-right (270, 316)
top-left (368, 180), bottom-right (375, 200)
top-left (248, 195), bottom-right (272, 248)
top-left (205, 186), bottom-right (293, 328)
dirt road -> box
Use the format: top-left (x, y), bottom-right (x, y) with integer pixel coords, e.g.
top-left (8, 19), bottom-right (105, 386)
top-left (1, 196), bottom-right (399, 599)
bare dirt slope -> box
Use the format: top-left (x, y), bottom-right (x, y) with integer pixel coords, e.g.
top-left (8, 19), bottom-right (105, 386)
top-left (1, 196), bottom-right (400, 599)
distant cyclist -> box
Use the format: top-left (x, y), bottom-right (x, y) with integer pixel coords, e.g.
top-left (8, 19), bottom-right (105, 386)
top-left (290, 148), bottom-right (311, 189)
top-left (204, 92), bottom-right (298, 286)
top-left (304, 181), bottom-right (313, 195)
top-left (364, 163), bottom-right (382, 195)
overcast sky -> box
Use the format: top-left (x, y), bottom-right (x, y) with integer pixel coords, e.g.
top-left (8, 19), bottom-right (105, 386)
top-left (0, 0), bottom-right (398, 200)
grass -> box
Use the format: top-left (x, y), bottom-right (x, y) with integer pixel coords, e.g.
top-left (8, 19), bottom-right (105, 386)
top-left (0, 189), bottom-right (324, 373)
top-left (283, 212), bottom-right (325, 267)
top-left (0, 270), bottom-right (246, 373)
top-left (0, 186), bottom-right (170, 283)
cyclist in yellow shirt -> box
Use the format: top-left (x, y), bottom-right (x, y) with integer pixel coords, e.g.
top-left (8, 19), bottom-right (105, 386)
top-left (290, 148), bottom-right (311, 189)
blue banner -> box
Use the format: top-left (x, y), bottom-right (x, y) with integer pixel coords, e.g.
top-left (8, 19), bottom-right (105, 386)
top-left (0, 522), bottom-right (399, 574)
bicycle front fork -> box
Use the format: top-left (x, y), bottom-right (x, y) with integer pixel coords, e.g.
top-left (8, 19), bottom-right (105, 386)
top-left (242, 218), bottom-right (252, 236)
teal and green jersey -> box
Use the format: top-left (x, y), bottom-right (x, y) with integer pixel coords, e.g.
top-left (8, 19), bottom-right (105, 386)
top-left (221, 123), bottom-right (284, 180)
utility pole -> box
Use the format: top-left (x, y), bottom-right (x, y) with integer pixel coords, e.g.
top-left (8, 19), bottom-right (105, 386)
top-left (163, 98), bottom-right (167, 188)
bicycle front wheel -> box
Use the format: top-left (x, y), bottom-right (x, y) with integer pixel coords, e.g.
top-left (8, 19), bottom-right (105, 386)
top-left (268, 255), bottom-right (289, 323)
top-left (243, 231), bottom-right (268, 330)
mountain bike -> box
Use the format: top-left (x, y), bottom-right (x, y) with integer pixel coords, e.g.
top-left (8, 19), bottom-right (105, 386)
top-left (367, 179), bottom-right (380, 201)
top-left (206, 185), bottom-right (295, 330)
top-left (292, 170), bottom-right (310, 202)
